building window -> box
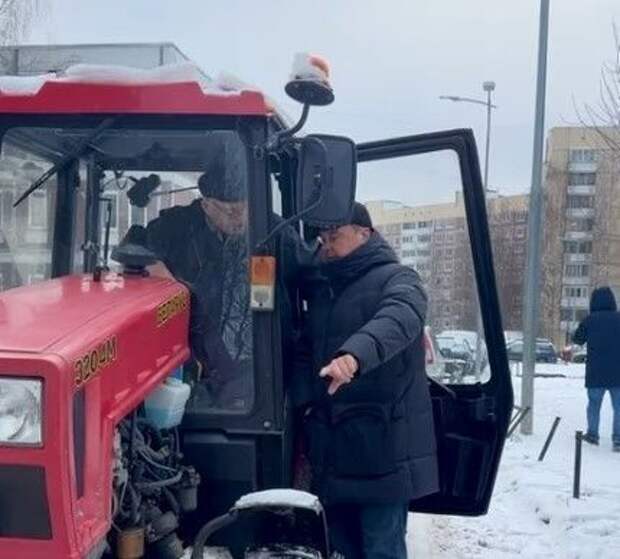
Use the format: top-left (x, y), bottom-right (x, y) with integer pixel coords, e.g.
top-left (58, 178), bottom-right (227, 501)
top-left (566, 195), bottom-right (594, 209)
top-left (417, 220), bottom-right (432, 229)
top-left (563, 241), bottom-right (592, 254)
top-left (417, 249), bottom-right (431, 257)
top-left (569, 149), bottom-right (597, 163)
top-left (27, 273), bottom-right (45, 285)
top-left (514, 210), bottom-right (528, 223)
top-left (568, 172), bottom-right (596, 186)
top-left (564, 286), bottom-right (589, 298)
top-left (28, 190), bottom-right (48, 228)
top-left (560, 308), bottom-right (573, 321)
top-left (564, 264), bottom-right (590, 277)
top-left (402, 235), bottom-right (415, 243)
top-left (417, 234), bottom-right (431, 243)
top-left (403, 222), bottom-right (416, 230)
top-left (566, 217), bottom-right (594, 232)
top-left (0, 190), bottom-right (14, 228)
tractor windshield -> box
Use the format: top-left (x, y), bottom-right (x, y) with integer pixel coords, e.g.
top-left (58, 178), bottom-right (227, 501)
top-left (0, 119), bottom-right (255, 413)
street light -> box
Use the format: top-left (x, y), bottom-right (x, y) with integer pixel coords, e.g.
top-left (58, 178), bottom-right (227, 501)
top-left (440, 81), bottom-right (497, 379)
top-left (439, 81), bottom-right (497, 194)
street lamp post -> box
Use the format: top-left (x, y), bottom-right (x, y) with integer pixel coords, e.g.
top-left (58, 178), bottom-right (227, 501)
top-left (439, 82), bottom-right (497, 379)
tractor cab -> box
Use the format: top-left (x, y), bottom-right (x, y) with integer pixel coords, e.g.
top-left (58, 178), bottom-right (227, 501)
top-left (0, 57), bottom-right (513, 558)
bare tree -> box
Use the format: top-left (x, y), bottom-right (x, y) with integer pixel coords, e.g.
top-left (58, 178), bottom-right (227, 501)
top-left (576, 23), bottom-right (620, 151)
top-left (0, 0), bottom-right (42, 45)
top-left (540, 163), bottom-right (567, 345)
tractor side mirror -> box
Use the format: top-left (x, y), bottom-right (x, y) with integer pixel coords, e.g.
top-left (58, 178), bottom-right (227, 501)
top-left (296, 134), bottom-right (357, 228)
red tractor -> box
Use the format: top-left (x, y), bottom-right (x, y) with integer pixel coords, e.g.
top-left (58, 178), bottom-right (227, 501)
top-left (0, 57), bottom-right (513, 558)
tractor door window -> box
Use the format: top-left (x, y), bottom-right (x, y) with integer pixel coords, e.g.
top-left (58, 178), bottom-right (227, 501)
top-left (0, 139), bottom-right (56, 292)
top-left (357, 149), bottom-right (519, 384)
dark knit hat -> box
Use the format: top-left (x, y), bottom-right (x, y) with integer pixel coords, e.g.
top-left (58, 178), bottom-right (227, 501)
top-left (197, 158), bottom-right (245, 202)
top-left (311, 202), bottom-right (373, 236)
top-left (350, 202), bottom-right (373, 228)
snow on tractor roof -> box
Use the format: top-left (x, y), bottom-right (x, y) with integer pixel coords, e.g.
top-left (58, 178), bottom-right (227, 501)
top-left (0, 62), bottom-right (271, 116)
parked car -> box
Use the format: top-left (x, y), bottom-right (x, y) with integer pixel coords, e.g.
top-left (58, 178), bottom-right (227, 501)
top-left (504, 330), bottom-right (523, 344)
top-left (506, 338), bottom-right (558, 363)
top-left (436, 335), bottom-right (475, 374)
top-left (424, 327), bottom-right (468, 383)
top-left (438, 329), bottom-right (488, 373)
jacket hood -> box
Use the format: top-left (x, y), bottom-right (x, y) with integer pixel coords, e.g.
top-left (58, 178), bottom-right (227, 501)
top-left (320, 232), bottom-right (399, 289)
top-left (590, 287), bottom-right (617, 312)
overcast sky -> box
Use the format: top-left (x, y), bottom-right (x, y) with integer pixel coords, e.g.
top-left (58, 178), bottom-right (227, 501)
top-left (27, 0), bottom-right (620, 204)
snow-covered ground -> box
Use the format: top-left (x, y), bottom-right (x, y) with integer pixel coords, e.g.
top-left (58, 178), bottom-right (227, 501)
top-left (409, 363), bottom-right (620, 559)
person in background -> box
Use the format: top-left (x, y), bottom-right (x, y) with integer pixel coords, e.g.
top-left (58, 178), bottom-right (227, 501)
top-left (572, 286), bottom-right (620, 452)
top-left (293, 202), bottom-right (438, 559)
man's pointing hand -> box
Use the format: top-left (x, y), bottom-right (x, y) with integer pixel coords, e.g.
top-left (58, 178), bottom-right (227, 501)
top-left (319, 354), bottom-right (359, 395)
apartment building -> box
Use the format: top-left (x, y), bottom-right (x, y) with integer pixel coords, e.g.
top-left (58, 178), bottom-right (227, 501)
top-left (541, 127), bottom-right (620, 346)
top-left (368, 193), bottom-right (529, 334)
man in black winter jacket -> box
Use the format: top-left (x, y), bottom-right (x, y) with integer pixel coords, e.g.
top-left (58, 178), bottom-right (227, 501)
top-left (572, 286), bottom-right (620, 451)
top-left (294, 203), bottom-right (439, 559)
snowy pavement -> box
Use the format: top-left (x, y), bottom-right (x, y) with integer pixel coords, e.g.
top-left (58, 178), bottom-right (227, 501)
top-left (409, 363), bottom-right (620, 559)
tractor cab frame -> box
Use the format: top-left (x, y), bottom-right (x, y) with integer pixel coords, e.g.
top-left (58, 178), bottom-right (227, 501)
top-left (0, 64), bottom-right (513, 555)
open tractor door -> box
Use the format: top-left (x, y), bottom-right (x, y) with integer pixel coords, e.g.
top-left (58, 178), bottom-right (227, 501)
top-left (356, 132), bottom-right (513, 515)
top-left (0, 53), bottom-right (512, 558)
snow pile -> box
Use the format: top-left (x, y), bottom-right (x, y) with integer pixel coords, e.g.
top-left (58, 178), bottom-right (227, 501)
top-left (0, 62), bottom-right (257, 97)
top-left (0, 73), bottom-right (56, 95)
top-left (63, 62), bottom-right (211, 87)
top-left (409, 363), bottom-right (620, 559)
top-left (235, 489), bottom-right (322, 513)
top-left (213, 71), bottom-right (260, 93)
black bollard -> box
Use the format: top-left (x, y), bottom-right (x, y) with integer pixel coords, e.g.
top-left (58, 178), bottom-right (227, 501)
top-left (538, 416), bottom-right (561, 461)
top-left (573, 431), bottom-right (582, 499)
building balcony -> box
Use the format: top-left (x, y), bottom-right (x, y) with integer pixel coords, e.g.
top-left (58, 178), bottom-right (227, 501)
top-left (568, 161), bottom-right (597, 173)
top-left (565, 253), bottom-right (592, 264)
top-left (566, 208), bottom-right (595, 219)
top-left (562, 276), bottom-right (591, 286)
top-left (561, 297), bottom-right (589, 309)
top-left (567, 185), bottom-right (595, 196)
top-left (564, 231), bottom-right (593, 241)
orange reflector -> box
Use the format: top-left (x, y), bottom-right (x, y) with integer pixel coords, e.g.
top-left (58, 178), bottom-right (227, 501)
top-left (250, 256), bottom-right (276, 311)
top-left (251, 256), bottom-right (276, 285)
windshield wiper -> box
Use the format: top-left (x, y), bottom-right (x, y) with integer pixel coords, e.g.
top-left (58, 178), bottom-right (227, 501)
top-left (13, 117), bottom-right (117, 207)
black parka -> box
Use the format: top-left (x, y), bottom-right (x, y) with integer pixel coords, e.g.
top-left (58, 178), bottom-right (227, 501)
top-left (295, 233), bottom-right (439, 505)
top-left (573, 287), bottom-right (620, 388)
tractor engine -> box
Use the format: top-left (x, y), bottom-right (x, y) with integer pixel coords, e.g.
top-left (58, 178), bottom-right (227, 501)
top-left (0, 272), bottom-right (198, 559)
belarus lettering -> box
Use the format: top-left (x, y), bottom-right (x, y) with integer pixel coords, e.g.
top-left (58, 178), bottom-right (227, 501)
top-left (156, 291), bottom-right (189, 327)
